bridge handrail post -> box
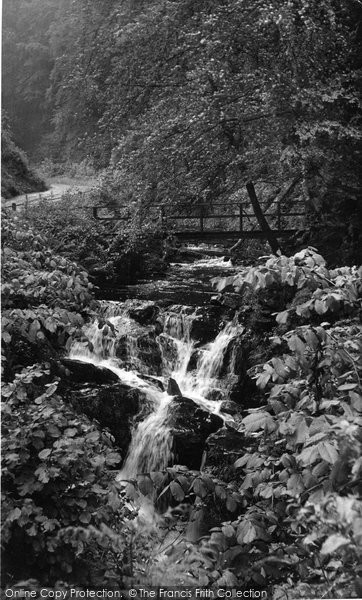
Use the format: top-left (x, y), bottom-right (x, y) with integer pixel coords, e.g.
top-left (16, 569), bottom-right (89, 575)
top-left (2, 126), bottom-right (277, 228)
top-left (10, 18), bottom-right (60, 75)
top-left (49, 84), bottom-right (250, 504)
top-left (239, 203), bottom-right (243, 232)
top-left (200, 205), bottom-right (204, 232)
top-left (277, 202), bottom-right (281, 231)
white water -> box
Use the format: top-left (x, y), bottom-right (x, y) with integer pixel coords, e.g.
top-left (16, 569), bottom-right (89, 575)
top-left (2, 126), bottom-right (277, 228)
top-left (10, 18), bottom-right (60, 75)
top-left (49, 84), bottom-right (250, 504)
top-left (161, 306), bottom-right (240, 401)
top-left (70, 300), bottom-right (240, 479)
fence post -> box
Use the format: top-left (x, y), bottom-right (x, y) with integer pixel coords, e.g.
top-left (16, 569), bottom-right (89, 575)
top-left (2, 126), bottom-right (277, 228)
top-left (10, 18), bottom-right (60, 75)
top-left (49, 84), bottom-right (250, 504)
top-left (159, 206), bottom-right (165, 228)
top-left (277, 203), bottom-right (281, 231)
top-left (92, 207), bottom-right (98, 219)
top-left (239, 203), bottom-right (243, 232)
top-left (12, 203), bottom-right (17, 212)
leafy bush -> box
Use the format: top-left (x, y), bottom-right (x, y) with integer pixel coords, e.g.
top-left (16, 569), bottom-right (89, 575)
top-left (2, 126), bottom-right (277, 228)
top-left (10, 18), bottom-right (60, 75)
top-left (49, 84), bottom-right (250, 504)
top-left (215, 248), bottom-right (362, 325)
top-left (2, 227), bottom-right (94, 312)
top-left (1, 212), bottom-right (95, 378)
top-left (1, 204), bottom-right (147, 586)
top-left (23, 195), bottom-right (167, 287)
top-left (1, 365), bottom-right (130, 584)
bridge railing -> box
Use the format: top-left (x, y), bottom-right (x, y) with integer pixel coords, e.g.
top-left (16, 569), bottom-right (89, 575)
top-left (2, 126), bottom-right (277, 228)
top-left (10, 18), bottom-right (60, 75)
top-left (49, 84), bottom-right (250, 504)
top-left (91, 200), bottom-right (305, 231)
top-left (4, 193), bottom-right (306, 236)
top-left (152, 201), bottom-right (306, 233)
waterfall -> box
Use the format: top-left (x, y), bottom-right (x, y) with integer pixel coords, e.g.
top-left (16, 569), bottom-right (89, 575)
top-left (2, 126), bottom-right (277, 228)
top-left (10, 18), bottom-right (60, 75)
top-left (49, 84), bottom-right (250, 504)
top-left (120, 390), bottom-right (173, 478)
top-left (69, 300), bottom-right (241, 479)
top-left (161, 307), bottom-right (195, 382)
top-left (70, 341), bottom-right (174, 478)
top-left (172, 320), bottom-right (240, 404)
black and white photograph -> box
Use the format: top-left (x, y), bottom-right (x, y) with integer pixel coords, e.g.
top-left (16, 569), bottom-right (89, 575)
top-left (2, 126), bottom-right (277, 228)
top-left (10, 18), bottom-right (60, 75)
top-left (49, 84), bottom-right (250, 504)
top-left (1, 1), bottom-right (362, 598)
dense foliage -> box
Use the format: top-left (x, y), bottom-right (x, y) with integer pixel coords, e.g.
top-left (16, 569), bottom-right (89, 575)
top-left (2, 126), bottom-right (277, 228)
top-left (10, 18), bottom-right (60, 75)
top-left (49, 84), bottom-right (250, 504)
top-left (3, 0), bottom-right (361, 259)
top-left (2, 366), bottom-right (125, 583)
top-left (1, 212), bottom-right (143, 585)
top-left (1, 211), bottom-right (94, 377)
top-left (23, 195), bottom-right (168, 287)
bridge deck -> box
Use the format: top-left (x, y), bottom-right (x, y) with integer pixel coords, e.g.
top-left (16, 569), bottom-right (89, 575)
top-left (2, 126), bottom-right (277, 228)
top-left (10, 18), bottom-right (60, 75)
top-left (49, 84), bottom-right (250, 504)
top-left (175, 229), bottom-right (297, 241)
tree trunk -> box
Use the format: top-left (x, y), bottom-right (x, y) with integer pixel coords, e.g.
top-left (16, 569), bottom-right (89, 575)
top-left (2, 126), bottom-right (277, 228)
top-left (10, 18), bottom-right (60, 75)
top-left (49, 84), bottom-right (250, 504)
top-left (246, 180), bottom-right (282, 255)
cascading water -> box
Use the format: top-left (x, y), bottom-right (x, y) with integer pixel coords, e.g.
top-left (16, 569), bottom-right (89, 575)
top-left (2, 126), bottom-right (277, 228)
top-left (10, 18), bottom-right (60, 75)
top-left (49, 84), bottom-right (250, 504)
top-left (70, 315), bottom-right (175, 476)
top-left (69, 273), bottom-right (241, 480)
top-left (170, 319), bottom-right (240, 404)
top-left (120, 391), bottom-right (173, 478)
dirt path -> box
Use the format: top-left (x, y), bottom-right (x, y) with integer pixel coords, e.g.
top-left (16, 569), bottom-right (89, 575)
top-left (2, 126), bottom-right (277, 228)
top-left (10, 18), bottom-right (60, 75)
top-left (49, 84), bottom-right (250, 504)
top-left (2, 178), bottom-right (98, 208)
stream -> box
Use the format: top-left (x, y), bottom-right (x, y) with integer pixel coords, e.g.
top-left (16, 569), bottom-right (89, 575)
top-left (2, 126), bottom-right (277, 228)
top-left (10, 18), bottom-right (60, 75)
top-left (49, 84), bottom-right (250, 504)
top-left (69, 254), bottom-right (242, 497)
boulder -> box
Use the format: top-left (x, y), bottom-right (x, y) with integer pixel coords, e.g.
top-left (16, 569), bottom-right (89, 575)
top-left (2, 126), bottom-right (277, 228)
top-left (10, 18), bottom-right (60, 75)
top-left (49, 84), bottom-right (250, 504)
top-left (157, 333), bottom-right (179, 366)
top-left (204, 426), bottom-right (245, 471)
top-left (187, 349), bottom-right (202, 372)
top-left (128, 302), bottom-right (160, 325)
top-left (61, 358), bottom-right (119, 384)
top-left (219, 337), bottom-right (257, 406)
top-left (167, 378), bottom-right (182, 396)
top-left (115, 332), bottom-right (163, 375)
top-left (189, 306), bottom-right (224, 345)
top-left (64, 382), bottom-right (148, 456)
top-left (167, 396), bottom-right (223, 469)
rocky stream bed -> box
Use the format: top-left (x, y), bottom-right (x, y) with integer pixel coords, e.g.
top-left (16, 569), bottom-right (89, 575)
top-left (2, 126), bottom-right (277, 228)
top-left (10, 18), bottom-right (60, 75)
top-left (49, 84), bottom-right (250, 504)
top-left (60, 256), bottom-right (259, 485)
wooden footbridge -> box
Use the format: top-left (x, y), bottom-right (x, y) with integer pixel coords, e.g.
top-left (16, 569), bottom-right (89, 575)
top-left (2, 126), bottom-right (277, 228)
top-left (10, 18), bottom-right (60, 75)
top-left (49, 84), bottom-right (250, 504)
top-left (93, 201), bottom-right (304, 240)
top-left (5, 181), bottom-right (305, 250)
top-left (92, 181), bottom-right (306, 250)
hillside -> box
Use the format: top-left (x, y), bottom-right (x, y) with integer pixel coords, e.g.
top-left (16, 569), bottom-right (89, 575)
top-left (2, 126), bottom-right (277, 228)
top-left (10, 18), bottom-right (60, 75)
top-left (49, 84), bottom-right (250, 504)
top-left (1, 124), bottom-right (47, 198)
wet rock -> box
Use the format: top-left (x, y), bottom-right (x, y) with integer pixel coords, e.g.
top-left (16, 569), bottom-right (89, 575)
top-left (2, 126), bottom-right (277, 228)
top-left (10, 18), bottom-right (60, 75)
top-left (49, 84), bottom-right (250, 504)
top-left (61, 358), bottom-right (119, 384)
top-left (128, 302), bottom-right (160, 325)
top-left (115, 332), bottom-right (162, 375)
top-left (204, 426), bottom-right (245, 470)
top-left (207, 389), bottom-right (224, 402)
top-left (220, 400), bottom-right (241, 416)
top-left (187, 349), bottom-right (202, 372)
top-left (141, 375), bottom-right (165, 391)
top-left (167, 378), bottom-right (182, 396)
top-left (220, 337), bottom-right (256, 406)
top-left (190, 306), bottom-right (224, 345)
top-left (64, 382), bottom-right (147, 455)
top-left (137, 334), bottom-right (163, 374)
top-left (167, 396), bottom-right (223, 469)
top-left (158, 333), bottom-right (179, 366)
